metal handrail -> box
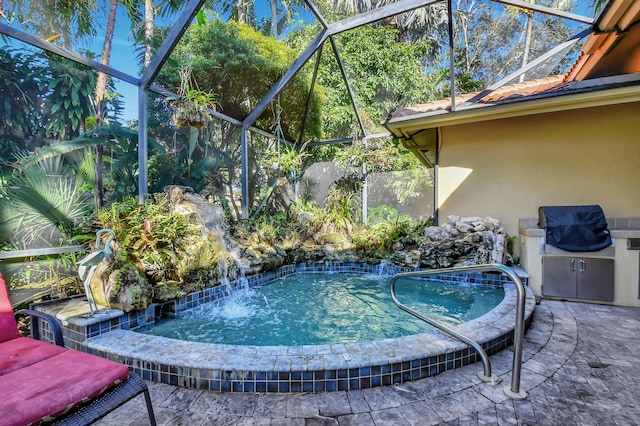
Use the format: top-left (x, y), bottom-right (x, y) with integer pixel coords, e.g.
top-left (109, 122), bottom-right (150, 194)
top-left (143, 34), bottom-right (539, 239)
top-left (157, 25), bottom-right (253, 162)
top-left (389, 263), bottom-right (528, 400)
top-left (0, 245), bottom-right (88, 260)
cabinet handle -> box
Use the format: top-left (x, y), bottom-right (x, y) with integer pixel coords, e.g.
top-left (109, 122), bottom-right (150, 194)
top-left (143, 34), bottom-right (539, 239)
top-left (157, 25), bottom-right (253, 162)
top-left (570, 258), bottom-right (576, 272)
top-left (579, 259), bottom-right (586, 272)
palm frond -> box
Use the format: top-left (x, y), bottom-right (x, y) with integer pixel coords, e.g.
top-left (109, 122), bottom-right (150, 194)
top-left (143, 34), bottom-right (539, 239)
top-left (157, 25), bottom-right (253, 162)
top-left (21, 123), bottom-right (165, 168)
top-left (0, 158), bottom-right (93, 249)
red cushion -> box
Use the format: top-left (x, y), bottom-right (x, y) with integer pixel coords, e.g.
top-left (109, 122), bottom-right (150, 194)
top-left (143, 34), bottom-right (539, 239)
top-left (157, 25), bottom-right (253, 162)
top-left (0, 274), bottom-right (20, 343)
top-left (0, 349), bottom-right (130, 426)
top-left (0, 336), bottom-right (67, 376)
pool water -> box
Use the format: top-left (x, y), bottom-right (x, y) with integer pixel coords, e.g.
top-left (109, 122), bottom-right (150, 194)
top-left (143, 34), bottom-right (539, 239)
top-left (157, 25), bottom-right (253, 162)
top-left (142, 273), bottom-right (504, 346)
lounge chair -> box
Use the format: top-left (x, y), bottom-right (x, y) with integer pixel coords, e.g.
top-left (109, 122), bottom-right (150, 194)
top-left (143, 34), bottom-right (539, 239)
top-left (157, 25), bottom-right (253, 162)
top-left (0, 272), bottom-right (156, 425)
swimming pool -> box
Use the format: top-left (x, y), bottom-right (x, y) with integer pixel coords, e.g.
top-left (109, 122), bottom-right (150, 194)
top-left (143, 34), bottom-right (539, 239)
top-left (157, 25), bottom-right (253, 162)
top-left (140, 273), bottom-right (505, 346)
top-left (83, 262), bottom-right (536, 393)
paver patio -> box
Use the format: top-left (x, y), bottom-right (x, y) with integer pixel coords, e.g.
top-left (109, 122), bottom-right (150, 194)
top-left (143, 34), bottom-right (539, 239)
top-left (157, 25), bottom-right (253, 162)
top-left (96, 299), bottom-right (640, 425)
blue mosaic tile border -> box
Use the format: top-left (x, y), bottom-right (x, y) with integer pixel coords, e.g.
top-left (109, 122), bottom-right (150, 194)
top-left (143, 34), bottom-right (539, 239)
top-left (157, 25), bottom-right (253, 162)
top-left (110, 340), bottom-right (513, 393)
top-left (30, 297), bottom-right (157, 351)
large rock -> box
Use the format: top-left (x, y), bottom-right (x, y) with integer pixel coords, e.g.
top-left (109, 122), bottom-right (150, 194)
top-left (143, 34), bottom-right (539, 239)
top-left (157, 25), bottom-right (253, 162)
top-left (167, 185), bottom-right (248, 282)
top-left (89, 263), bottom-right (153, 312)
top-left (391, 215), bottom-right (511, 269)
top-left (238, 242), bottom-right (287, 274)
top-left (105, 266), bottom-right (153, 312)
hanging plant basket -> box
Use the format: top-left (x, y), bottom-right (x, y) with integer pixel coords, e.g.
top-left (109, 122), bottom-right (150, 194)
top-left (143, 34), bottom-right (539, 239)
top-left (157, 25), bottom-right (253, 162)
top-left (169, 63), bottom-right (217, 129)
top-left (169, 87), bottom-right (217, 129)
top-left (172, 103), bottom-right (211, 129)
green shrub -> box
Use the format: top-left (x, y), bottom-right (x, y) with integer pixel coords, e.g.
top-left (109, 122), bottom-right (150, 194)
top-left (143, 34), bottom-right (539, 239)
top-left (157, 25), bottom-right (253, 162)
top-left (96, 193), bottom-right (200, 285)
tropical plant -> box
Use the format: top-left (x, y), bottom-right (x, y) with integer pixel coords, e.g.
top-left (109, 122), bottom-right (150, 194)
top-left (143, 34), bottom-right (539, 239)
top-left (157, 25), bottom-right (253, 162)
top-left (160, 18), bottom-right (323, 142)
top-left (263, 145), bottom-right (310, 182)
top-left (289, 23), bottom-right (436, 138)
top-left (0, 46), bottom-right (99, 163)
top-left (0, 156), bottom-right (94, 250)
top-left (20, 122), bottom-right (167, 204)
top-left (151, 17), bottom-right (325, 217)
top-left (95, 193), bottom-right (233, 296)
top-left (314, 174), bottom-right (363, 234)
top-left (505, 0), bottom-right (574, 82)
top-left (211, 0), bottom-right (309, 38)
top-left (248, 144), bottom-right (311, 217)
top-left (1, 0), bottom-right (98, 50)
top-left (91, 0), bottom-right (142, 208)
top-left (335, 139), bottom-right (400, 173)
top-left (42, 55), bottom-right (98, 139)
top-left (455, 1), bottom-right (578, 86)
top-left (352, 216), bottom-right (431, 253)
top-left (236, 207), bottom-right (296, 244)
top-left (367, 205), bottom-right (411, 224)
top-left (0, 47), bottom-right (39, 165)
top-left (96, 194), bottom-right (191, 284)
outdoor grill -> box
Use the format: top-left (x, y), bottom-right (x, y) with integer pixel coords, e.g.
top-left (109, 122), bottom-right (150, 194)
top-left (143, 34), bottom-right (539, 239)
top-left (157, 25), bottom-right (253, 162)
top-left (538, 205), bottom-right (612, 252)
top-left (538, 205), bottom-right (614, 301)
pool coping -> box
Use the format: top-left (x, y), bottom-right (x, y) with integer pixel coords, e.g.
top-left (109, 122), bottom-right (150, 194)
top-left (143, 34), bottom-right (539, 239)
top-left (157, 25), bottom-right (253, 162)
top-left (81, 264), bottom-right (536, 393)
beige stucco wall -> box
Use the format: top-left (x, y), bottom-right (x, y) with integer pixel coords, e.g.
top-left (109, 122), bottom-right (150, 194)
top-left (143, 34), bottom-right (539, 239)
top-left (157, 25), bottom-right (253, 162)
top-left (433, 101), bottom-right (640, 306)
top-left (436, 102), bottom-right (640, 237)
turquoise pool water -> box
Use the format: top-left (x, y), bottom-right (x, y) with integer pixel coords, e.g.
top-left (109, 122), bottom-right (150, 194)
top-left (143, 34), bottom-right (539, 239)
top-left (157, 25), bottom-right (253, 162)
top-left (141, 272), bottom-right (504, 346)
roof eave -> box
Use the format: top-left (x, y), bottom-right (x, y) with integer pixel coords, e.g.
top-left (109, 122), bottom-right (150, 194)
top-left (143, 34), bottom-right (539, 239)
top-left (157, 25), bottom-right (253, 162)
top-left (384, 84), bottom-right (640, 137)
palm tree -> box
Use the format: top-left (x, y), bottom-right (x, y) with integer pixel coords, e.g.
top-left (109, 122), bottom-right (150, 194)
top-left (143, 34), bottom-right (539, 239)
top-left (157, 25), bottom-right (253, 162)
top-left (325, 0), bottom-right (374, 15)
top-left (92, 0), bottom-right (142, 207)
top-left (1, 0), bottom-right (97, 49)
top-left (325, 0), bottom-right (456, 52)
top-left (211, 0), bottom-right (307, 38)
top-left (0, 156), bottom-right (94, 250)
top-left (145, 0), bottom-right (155, 67)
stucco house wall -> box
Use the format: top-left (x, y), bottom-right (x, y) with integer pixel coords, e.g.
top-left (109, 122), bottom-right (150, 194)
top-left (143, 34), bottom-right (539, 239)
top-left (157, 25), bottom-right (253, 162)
top-left (432, 101), bottom-right (640, 306)
top-left (436, 102), bottom-right (640, 238)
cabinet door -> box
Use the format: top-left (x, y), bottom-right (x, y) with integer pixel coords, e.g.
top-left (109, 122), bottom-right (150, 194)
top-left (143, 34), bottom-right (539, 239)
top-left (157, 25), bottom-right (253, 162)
top-left (542, 256), bottom-right (577, 298)
top-left (577, 258), bottom-right (614, 301)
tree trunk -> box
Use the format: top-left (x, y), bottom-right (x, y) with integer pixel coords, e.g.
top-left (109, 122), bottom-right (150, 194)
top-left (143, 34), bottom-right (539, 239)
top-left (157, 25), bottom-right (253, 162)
top-left (237, 1), bottom-right (247, 24)
top-left (144, 0), bottom-right (154, 67)
top-left (94, 0), bottom-right (118, 209)
top-left (519, 13), bottom-right (533, 83)
top-left (270, 0), bottom-right (277, 37)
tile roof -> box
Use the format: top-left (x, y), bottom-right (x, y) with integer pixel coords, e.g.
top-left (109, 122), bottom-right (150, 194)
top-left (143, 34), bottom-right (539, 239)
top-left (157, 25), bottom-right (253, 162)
top-left (566, 0), bottom-right (640, 81)
top-left (391, 75), bottom-right (567, 118)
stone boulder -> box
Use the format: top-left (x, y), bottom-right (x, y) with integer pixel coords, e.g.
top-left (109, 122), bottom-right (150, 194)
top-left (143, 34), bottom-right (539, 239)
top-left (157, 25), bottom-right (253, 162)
top-left (391, 216), bottom-right (511, 269)
top-left (89, 262), bottom-right (153, 312)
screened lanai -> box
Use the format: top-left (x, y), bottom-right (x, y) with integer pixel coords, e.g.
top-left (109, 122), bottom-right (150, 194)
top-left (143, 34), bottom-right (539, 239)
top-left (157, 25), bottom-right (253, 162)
top-left (1, 0), bottom-right (598, 251)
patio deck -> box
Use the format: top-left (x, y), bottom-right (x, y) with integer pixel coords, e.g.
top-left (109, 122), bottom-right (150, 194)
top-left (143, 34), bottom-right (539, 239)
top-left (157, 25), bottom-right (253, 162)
top-left (95, 299), bottom-right (640, 425)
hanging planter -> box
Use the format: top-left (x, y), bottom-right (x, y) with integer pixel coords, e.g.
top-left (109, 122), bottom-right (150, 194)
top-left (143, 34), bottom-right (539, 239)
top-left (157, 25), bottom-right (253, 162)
top-left (169, 88), bottom-right (217, 129)
top-left (263, 146), bottom-right (309, 184)
top-left (169, 63), bottom-right (217, 129)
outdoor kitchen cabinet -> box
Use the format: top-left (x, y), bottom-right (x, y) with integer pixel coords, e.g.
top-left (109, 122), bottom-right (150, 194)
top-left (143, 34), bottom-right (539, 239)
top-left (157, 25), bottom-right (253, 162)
top-left (542, 256), bottom-right (614, 301)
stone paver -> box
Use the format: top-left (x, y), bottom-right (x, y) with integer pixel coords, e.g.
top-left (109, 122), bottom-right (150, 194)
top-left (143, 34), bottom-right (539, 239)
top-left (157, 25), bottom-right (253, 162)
top-left (96, 300), bottom-right (640, 425)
